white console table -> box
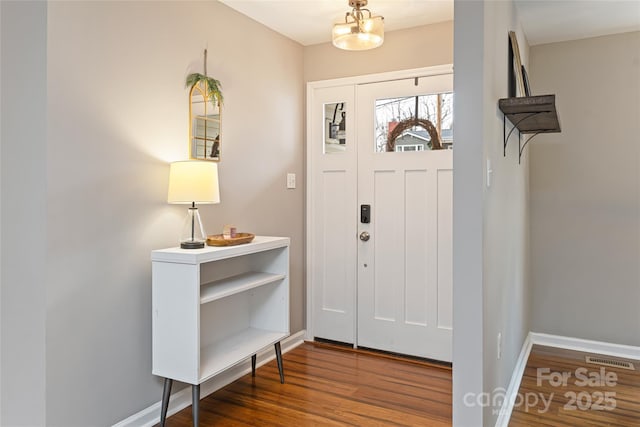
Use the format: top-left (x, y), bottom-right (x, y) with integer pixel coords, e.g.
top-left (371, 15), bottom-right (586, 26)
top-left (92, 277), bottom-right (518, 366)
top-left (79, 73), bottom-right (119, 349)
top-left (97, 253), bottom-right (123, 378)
top-left (151, 236), bottom-right (290, 426)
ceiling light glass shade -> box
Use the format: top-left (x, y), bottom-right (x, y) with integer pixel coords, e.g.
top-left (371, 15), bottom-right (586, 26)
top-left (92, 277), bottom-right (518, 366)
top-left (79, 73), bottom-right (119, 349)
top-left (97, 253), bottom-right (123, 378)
top-left (332, 15), bottom-right (384, 50)
top-left (332, 0), bottom-right (384, 52)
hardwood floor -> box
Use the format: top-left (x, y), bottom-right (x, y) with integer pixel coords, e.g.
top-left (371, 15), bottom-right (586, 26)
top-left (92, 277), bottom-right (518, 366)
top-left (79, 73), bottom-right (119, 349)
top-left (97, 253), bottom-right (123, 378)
top-left (509, 345), bottom-right (640, 426)
top-left (159, 342), bottom-right (452, 426)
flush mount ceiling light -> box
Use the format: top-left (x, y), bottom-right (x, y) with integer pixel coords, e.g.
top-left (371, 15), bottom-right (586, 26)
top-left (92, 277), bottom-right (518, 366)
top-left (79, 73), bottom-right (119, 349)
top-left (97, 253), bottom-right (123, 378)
top-left (332, 0), bottom-right (384, 51)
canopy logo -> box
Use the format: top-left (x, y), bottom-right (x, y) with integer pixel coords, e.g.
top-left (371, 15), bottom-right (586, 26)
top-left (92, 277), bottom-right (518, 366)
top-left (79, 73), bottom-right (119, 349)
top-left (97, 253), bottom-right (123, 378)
top-left (464, 366), bottom-right (618, 414)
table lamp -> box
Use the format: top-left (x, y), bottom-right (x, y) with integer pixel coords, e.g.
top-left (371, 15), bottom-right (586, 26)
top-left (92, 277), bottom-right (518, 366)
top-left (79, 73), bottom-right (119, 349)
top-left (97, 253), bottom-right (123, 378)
top-left (168, 160), bottom-right (220, 249)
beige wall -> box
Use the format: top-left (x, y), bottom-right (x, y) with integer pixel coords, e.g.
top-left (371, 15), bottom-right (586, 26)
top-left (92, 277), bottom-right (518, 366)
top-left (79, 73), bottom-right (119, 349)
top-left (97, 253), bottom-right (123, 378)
top-left (481, 1), bottom-right (532, 424)
top-left (1, 1), bottom-right (303, 425)
top-left (529, 31), bottom-right (640, 346)
top-left (453, 1), bottom-right (531, 425)
top-left (304, 21), bottom-right (453, 82)
top-left (1, 2), bottom-right (48, 425)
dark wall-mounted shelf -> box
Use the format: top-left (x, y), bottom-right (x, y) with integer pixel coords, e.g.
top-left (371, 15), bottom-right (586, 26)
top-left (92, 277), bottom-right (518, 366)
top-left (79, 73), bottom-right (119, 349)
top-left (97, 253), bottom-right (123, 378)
top-left (499, 94), bottom-right (561, 163)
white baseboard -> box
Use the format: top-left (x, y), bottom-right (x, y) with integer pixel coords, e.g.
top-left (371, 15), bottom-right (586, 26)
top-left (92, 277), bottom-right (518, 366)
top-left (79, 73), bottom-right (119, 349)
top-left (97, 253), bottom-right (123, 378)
top-left (112, 330), bottom-right (306, 427)
top-left (494, 332), bottom-right (533, 427)
top-left (495, 332), bottom-right (640, 427)
top-left (530, 332), bottom-right (640, 360)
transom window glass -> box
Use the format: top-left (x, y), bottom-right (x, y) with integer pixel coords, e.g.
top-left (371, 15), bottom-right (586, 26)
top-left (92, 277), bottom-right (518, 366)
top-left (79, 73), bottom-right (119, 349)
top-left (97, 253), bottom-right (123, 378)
top-left (374, 92), bottom-right (453, 153)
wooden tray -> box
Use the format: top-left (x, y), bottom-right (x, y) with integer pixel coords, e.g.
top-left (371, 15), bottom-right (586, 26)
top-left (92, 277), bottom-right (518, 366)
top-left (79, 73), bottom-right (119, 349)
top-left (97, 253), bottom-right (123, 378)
top-left (207, 232), bottom-right (255, 246)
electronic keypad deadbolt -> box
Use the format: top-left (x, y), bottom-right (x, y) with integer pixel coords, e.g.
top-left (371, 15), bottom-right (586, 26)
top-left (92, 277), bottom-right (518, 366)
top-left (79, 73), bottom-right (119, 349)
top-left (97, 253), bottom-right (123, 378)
top-left (360, 204), bottom-right (371, 223)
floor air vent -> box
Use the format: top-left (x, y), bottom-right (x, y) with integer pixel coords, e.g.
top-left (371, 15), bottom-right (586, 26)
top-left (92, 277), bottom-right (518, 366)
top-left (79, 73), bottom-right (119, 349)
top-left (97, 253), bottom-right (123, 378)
top-left (585, 356), bottom-right (635, 371)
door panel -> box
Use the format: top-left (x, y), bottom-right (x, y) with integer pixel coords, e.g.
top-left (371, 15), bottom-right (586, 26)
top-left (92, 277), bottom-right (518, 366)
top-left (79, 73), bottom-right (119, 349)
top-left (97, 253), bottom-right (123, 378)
top-left (321, 171), bottom-right (351, 311)
top-left (372, 170), bottom-right (402, 322)
top-left (437, 169), bottom-right (453, 330)
top-left (356, 76), bottom-right (453, 361)
top-left (405, 169), bottom-right (429, 326)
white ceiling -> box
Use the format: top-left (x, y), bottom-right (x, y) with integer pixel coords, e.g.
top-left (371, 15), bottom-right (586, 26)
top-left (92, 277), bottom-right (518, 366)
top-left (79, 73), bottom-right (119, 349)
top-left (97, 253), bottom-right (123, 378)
top-left (220, 0), bottom-right (453, 46)
top-left (220, 0), bottom-right (640, 47)
top-left (515, 0), bottom-right (640, 46)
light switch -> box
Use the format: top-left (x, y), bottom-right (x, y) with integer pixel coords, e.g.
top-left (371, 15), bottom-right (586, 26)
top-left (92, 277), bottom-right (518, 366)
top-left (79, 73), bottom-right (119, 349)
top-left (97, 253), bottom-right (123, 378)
top-left (486, 159), bottom-right (493, 188)
top-left (286, 173), bottom-right (296, 189)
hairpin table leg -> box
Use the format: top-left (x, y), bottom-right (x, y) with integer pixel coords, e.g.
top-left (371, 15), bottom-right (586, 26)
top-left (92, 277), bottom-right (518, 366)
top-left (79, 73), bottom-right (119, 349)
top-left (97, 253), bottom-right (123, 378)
top-left (160, 378), bottom-right (172, 427)
top-left (251, 354), bottom-right (257, 377)
top-left (274, 342), bottom-right (285, 384)
top-left (192, 384), bottom-right (200, 427)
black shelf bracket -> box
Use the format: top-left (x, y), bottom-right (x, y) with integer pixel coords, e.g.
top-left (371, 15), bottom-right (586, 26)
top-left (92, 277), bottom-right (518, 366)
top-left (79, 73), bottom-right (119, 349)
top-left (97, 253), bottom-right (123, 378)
top-left (519, 133), bottom-right (541, 164)
top-left (503, 111), bottom-right (543, 158)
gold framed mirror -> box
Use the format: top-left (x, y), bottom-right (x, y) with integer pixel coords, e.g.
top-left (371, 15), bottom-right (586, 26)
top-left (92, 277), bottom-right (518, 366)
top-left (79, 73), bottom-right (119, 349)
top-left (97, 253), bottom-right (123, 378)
top-left (187, 49), bottom-right (223, 161)
top-left (189, 81), bottom-right (221, 161)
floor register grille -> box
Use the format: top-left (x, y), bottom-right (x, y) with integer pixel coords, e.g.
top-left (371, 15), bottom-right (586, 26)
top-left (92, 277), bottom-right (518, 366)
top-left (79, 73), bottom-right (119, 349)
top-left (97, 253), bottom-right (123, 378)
top-left (585, 355), bottom-right (635, 371)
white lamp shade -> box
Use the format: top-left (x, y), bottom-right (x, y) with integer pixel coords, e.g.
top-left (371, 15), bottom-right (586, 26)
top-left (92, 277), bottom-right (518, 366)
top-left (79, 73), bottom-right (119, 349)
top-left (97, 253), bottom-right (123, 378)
top-left (332, 15), bottom-right (384, 50)
top-left (167, 160), bottom-right (220, 204)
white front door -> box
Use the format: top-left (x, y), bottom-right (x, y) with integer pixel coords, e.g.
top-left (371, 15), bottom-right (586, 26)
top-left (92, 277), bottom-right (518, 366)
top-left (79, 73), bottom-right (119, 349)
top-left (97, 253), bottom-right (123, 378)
top-left (308, 68), bottom-right (453, 362)
top-left (356, 76), bottom-right (453, 362)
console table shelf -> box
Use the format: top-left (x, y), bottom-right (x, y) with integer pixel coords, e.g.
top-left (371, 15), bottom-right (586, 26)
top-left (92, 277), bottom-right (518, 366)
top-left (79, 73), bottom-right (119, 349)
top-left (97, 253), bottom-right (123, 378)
top-left (200, 328), bottom-right (287, 382)
top-left (200, 271), bottom-right (286, 304)
top-left (151, 236), bottom-right (290, 426)
top-left (498, 94), bottom-right (561, 163)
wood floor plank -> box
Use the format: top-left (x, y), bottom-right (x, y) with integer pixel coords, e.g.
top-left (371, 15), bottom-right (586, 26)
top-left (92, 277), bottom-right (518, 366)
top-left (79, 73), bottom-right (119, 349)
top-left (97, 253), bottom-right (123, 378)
top-left (158, 342), bottom-right (452, 426)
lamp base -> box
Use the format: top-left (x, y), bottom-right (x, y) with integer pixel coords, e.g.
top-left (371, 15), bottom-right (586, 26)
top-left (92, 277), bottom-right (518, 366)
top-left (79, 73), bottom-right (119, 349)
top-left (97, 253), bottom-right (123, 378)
top-left (179, 204), bottom-right (207, 249)
top-left (181, 240), bottom-right (205, 249)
